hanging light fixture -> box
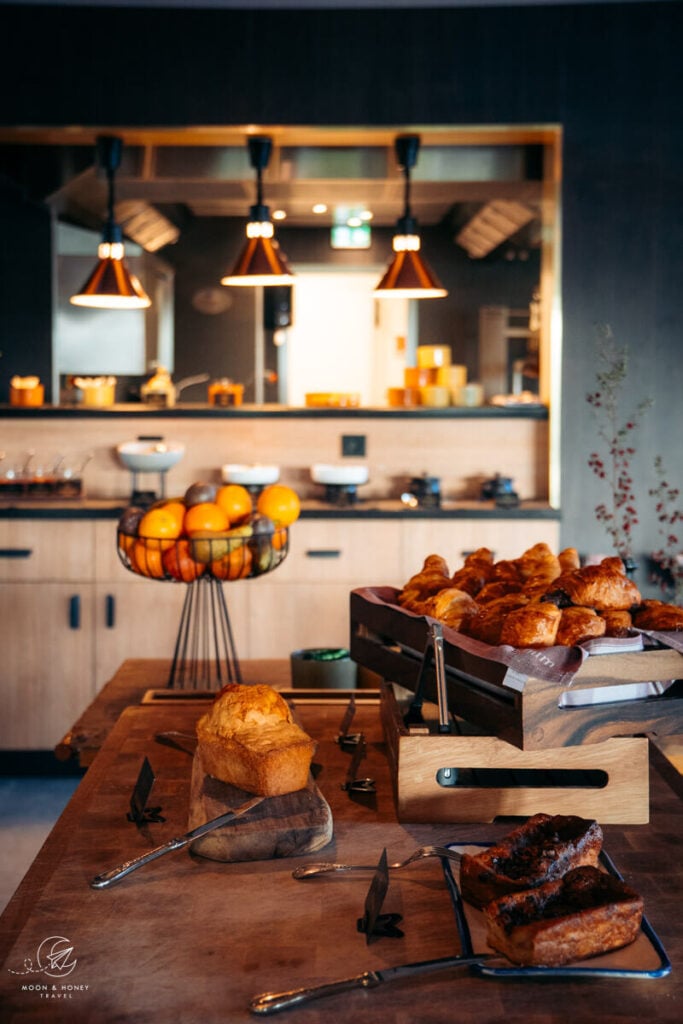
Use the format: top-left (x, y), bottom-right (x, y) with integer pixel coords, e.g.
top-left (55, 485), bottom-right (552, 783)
top-left (374, 135), bottom-right (447, 299)
top-left (221, 136), bottom-right (294, 287)
top-left (70, 136), bottom-right (151, 310)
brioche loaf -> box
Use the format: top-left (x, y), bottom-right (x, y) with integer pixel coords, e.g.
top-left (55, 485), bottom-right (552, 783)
top-left (484, 865), bottom-right (643, 966)
top-left (460, 813), bottom-right (603, 909)
top-left (196, 683), bottom-right (316, 797)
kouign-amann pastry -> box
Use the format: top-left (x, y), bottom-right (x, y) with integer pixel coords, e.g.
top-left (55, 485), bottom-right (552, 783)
top-left (484, 865), bottom-right (643, 967)
top-left (460, 813), bottom-right (603, 909)
top-left (196, 683), bottom-right (316, 797)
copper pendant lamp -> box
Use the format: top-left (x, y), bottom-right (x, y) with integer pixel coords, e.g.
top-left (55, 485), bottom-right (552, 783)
top-left (70, 136), bottom-right (151, 310)
top-left (221, 136), bottom-right (294, 287)
top-left (374, 135), bottom-right (447, 299)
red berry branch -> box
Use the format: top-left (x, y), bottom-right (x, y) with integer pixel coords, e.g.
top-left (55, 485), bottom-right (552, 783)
top-left (586, 325), bottom-right (653, 560)
top-left (648, 454), bottom-right (683, 604)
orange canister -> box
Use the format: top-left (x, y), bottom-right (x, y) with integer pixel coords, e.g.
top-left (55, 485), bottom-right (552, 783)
top-left (404, 366), bottom-right (437, 388)
top-left (10, 376), bottom-right (44, 406)
top-left (209, 379), bottom-right (244, 407)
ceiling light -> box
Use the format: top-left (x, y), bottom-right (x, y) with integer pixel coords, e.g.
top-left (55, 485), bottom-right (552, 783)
top-left (312, 203), bottom-right (328, 215)
top-left (272, 209), bottom-right (287, 221)
top-left (455, 200), bottom-right (535, 259)
top-left (374, 135), bottom-right (447, 300)
top-left (221, 136), bottom-right (294, 288)
top-left (70, 136), bottom-right (152, 309)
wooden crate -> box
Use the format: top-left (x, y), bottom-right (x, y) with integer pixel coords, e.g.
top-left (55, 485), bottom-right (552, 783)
top-left (351, 587), bottom-right (683, 750)
top-left (380, 681), bottom-right (650, 824)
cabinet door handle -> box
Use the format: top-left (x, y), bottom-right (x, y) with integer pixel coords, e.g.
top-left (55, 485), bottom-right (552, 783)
top-left (69, 595), bottom-right (81, 630)
top-left (305, 549), bottom-right (342, 558)
top-left (105, 594), bottom-right (116, 628)
top-left (0, 548), bottom-right (33, 558)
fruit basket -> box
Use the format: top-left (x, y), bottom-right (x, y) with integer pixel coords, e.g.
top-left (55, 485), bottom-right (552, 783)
top-left (115, 481), bottom-right (299, 690)
top-left (116, 527), bottom-right (289, 581)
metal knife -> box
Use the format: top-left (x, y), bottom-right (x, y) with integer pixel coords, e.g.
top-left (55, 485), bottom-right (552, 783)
top-left (249, 953), bottom-right (494, 1015)
top-left (90, 795), bottom-right (264, 889)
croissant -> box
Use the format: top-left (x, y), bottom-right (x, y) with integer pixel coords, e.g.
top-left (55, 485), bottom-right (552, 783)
top-left (515, 543), bottom-right (561, 582)
top-left (499, 602), bottom-right (562, 648)
top-left (547, 558), bottom-right (641, 611)
top-left (490, 559), bottom-right (524, 585)
top-left (398, 554), bottom-right (452, 610)
top-left (599, 609), bottom-right (633, 637)
top-left (461, 593), bottom-right (529, 646)
top-left (631, 599), bottom-right (683, 631)
top-left (450, 564), bottom-right (492, 596)
top-left (426, 587), bottom-right (479, 629)
top-left (555, 606), bottom-right (607, 647)
top-left (476, 579), bottom-right (523, 604)
top-left (559, 547), bottom-right (581, 571)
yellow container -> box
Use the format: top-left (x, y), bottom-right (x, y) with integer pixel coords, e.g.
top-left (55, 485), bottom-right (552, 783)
top-left (75, 376), bottom-right (116, 407)
top-left (417, 345), bottom-right (451, 369)
top-left (436, 364), bottom-right (467, 391)
top-left (420, 384), bottom-right (451, 408)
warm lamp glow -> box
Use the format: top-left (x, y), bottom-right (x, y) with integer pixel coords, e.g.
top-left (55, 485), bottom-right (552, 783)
top-left (374, 134), bottom-right (447, 300)
top-left (221, 136), bottom-right (295, 288)
top-left (69, 136), bottom-right (152, 311)
top-left (70, 242), bottom-right (152, 309)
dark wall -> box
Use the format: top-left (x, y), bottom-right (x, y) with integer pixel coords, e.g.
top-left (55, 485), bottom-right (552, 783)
top-left (1, 1), bottom-right (682, 582)
top-left (0, 177), bottom-right (53, 398)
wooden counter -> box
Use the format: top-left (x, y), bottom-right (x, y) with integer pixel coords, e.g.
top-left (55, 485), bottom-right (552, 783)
top-left (2, 665), bottom-right (682, 1022)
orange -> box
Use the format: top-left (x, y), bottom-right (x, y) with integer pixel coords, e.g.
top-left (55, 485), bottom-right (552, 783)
top-left (272, 526), bottom-right (288, 551)
top-left (155, 499), bottom-right (187, 533)
top-left (118, 531), bottom-right (137, 557)
top-left (183, 501), bottom-right (230, 535)
top-left (162, 539), bottom-right (206, 582)
top-left (216, 484), bottom-right (253, 526)
top-left (210, 545), bottom-right (253, 581)
top-left (256, 484), bottom-right (300, 527)
top-left (138, 506), bottom-right (184, 550)
top-left (131, 539), bottom-right (166, 578)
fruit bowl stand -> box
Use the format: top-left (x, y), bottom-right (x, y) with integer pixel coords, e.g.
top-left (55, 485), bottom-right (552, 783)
top-left (116, 527), bottom-right (289, 689)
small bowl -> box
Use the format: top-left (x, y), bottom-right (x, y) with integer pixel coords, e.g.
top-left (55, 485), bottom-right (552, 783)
top-left (116, 441), bottom-right (185, 473)
top-left (221, 464), bottom-right (280, 485)
top-left (311, 463), bottom-right (369, 486)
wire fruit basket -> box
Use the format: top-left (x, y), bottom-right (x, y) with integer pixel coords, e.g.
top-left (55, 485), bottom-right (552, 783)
top-left (116, 527), bottom-right (289, 689)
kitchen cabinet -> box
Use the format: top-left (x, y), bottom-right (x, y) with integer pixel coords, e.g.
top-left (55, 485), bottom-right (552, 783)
top-left (0, 521), bottom-right (97, 749)
top-left (245, 519), bottom-right (405, 657)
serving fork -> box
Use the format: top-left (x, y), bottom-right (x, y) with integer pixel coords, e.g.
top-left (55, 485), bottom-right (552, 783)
top-left (292, 844), bottom-right (462, 879)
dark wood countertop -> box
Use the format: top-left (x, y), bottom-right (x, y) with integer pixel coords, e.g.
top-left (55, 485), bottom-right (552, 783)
top-left (1, 660), bottom-right (681, 1023)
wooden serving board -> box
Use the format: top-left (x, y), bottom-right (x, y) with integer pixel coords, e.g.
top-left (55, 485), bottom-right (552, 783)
top-left (187, 751), bottom-right (334, 862)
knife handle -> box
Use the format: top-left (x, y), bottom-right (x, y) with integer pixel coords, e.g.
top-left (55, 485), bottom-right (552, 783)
top-left (249, 971), bottom-right (381, 1014)
top-left (90, 835), bottom-right (189, 889)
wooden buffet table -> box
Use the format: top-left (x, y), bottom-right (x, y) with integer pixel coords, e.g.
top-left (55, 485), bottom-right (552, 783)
top-left (2, 660), bottom-right (682, 1023)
